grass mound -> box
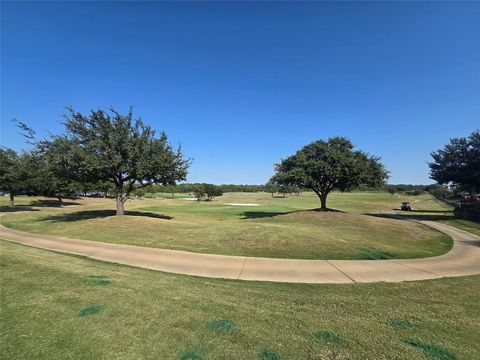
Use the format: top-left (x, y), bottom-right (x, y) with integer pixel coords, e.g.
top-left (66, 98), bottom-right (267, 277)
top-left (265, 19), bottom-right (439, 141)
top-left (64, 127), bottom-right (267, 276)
top-left (0, 192), bottom-right (454, 260)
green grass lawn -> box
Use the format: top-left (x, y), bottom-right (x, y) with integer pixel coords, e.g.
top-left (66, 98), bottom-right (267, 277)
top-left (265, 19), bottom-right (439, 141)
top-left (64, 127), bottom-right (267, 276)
top-left (437, 219), bottom-right (480, 236)
top-left (1, 240), bottom-right (479, 360)
top-left (0, 192), bottom-right (455, 259)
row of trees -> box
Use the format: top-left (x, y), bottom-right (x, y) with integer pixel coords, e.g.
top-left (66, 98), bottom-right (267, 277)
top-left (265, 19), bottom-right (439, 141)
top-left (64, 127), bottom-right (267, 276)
top-left (3, 106), bottom-right (476, 215)
top-left (267, 130), bottom-right (479, 210)
top-left (1, 108), bottom-right (191, 215)
top-left (384, 184), bottom-right (445, 196)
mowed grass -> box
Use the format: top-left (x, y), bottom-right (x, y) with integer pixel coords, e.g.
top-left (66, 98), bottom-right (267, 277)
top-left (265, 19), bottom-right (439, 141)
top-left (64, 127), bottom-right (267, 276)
top-left (0, 192), bottom-right (454, 259)
top-left (1, 241), bottom-right (479, 359)
top-left (437, 219), bottom-right (480, 236)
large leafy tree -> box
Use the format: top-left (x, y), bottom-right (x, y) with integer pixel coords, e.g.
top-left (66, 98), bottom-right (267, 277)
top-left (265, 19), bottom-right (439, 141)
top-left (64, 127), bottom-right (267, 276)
top-left (429, 130), bottom-right (480, 193)
top-left (29, 137), bottom-right (81, 206)
top-left (0, 148), bottom-right (33, 207)
top-left (43, 107), bottom-right (191, 215)
top-left (271, 137), bottom-right (388, 210)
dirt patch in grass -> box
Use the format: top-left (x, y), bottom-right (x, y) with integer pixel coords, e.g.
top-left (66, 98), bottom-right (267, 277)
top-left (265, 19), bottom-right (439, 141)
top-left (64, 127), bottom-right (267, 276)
top-left (391, 319), bottom-right (415, 329)
top-left (79, 305), bottom-right (104, 317)
top-left (406, 340), bottom-right (456, 360)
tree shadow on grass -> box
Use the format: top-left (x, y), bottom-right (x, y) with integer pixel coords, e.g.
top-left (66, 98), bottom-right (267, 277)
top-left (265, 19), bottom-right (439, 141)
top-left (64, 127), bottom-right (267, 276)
top-left (392, 208), bottom-right (453, 214)
top-left (367, 212), bottom-right (457, 222)
top-left (30, 199), bottom-right (81, 207)
top-left (242, 208), bottom-right (344, 219)
top-left (242, 211), bottom-right (289, 219)
top-left (0, 206), bottom-right (40, 213)
top-left (39, 210), bottom-right (173, 223)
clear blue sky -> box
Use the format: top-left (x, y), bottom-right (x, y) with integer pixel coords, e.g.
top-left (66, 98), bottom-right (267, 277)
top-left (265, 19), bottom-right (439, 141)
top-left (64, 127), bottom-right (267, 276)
top-left (1, 1), bottom-right (479, 185)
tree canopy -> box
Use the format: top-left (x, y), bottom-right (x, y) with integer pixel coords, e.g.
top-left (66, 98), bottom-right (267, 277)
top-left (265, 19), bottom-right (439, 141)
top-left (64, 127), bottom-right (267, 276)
top-left (41, 107), bottom-right (191, 215)
top-left (429, 130), bottom-right (480, 193)
top-left (270, 137), bottom-right (388, 210)
top-left (192, 183), bottom-right (223, 201)
top-left (0, 147), bottom-right (34, 207)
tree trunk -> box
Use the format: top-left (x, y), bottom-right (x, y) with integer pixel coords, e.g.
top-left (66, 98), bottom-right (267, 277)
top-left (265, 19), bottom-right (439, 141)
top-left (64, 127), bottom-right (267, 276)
top-left (9, 191), bottom-right (14, 207)
top-left (320, 193), bottom-right (328, 211)
top-left (116, 195), bottom-right (125, 216)
top-left (271, 192), bottom-right (274, 198)
top-left (57, 196), bottom-right (64, 207)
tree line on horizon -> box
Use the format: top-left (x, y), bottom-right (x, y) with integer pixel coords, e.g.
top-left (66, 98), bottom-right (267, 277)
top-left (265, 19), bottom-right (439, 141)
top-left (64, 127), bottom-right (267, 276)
top-left (1, 107), bottom-right (478, 215)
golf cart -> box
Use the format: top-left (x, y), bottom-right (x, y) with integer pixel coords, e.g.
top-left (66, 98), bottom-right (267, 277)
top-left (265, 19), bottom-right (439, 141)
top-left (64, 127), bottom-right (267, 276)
top-left (401, 202), bottom-right (412, 211)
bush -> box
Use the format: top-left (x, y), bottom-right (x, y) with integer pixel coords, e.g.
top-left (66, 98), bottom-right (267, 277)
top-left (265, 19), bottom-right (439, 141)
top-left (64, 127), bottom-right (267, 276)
top-left (204, 184), bottom-right (223, 201)
top-left (193, 185), bottom-right (206, 201)
top-left (133, 189), bottom-right (146, 198)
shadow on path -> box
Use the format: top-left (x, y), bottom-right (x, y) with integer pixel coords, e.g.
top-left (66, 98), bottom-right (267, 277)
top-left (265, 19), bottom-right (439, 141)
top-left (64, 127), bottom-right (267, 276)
top-left (460, 240), bottom-right (480, 248)
top-left (39, 210), bottom-right (173, 222)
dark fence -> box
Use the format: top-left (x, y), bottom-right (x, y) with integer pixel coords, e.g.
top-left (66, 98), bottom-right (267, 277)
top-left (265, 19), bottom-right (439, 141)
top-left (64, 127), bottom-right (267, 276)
top-left (454, 200), bottom-right (480, 221)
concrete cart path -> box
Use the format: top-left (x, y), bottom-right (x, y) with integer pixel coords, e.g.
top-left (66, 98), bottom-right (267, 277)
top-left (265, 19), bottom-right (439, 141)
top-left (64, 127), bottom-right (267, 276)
top-left (1, 221), bottom-right (479, 283)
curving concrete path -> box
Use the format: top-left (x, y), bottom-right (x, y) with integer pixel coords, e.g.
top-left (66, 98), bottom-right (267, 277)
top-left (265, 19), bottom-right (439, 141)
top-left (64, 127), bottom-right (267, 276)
top-left (1, 221), bottom-right (479, 283)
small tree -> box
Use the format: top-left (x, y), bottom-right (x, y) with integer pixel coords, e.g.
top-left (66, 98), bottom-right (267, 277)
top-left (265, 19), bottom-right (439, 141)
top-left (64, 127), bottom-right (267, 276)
top-left (278, 184), bottom-right (292, 198)
top-left (40, 107), bottom-right (190, 216)
top-left (271, 137), bottom-right (388, 210)
top-left (133, 188), bottom-right (146, 198)
top-left (429, 130), bottom-right (480, 193)
top-left (193, 184), bottom-right (206, 201)
top-left (33, 138), bottom-right (81, 206)
top-left (265, 182), bottom-right (278, 197)
top-left (0, 148), bottom-right (32, 207)
top-left (386, 185), bottom-right (396, 196)
top-left (165, 184), bottom-right (176, 199)
top-left (204, 184), bottom-right (223, 201)
top-left (291, 185), bottom-right (302, 196)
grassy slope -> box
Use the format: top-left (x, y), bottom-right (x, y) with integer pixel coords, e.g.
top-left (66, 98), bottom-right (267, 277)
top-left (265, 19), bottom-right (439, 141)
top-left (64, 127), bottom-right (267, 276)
top-left (1, 241), bottom-right (479, 360)
top-left (437, 219), bottom-right (480, 236)
top-left (0, 192), bottom-right (453, 259)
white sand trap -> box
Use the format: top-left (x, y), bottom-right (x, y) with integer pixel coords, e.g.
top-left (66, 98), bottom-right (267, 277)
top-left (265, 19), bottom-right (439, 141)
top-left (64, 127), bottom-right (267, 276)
top-left (225, 203), bottom-right (260, 206)
top-left (183, 198), bottom-right (197, 201)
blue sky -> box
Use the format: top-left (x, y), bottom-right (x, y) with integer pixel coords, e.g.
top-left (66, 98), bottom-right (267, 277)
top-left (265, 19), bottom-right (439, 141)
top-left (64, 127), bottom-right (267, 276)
top-left (1, 1), bottom-right (479, 185)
